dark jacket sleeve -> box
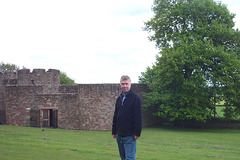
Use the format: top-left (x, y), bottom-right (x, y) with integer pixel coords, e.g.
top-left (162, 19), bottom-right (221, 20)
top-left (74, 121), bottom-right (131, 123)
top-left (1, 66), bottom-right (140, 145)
top-left (112, 98), bottom-right (119, 135)
top-left (133, 96), bottom-right (142, 137)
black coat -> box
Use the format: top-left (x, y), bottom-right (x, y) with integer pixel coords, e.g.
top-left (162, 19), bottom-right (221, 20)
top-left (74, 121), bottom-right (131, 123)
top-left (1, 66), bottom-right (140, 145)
top-left (112, 89), bottom-right (142, 137)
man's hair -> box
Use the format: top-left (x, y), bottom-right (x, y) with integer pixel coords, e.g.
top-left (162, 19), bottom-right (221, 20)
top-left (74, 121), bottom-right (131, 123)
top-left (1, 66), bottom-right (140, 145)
top-left (120, 75), bottom-right (131, 83)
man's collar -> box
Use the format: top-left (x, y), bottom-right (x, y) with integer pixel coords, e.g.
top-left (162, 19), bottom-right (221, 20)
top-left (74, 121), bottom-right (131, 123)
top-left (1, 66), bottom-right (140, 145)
top-left (121, 89), bottom-right (132, 96)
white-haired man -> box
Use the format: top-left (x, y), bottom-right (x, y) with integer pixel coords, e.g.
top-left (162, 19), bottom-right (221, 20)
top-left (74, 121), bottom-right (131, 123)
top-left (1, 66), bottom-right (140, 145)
top-left (112, 75), bottom-right (142, 160)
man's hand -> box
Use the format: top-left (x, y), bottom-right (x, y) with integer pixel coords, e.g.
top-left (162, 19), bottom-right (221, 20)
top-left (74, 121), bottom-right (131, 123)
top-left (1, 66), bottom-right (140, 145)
top-left (133, 135), bottom-right (139, 140)
top-left (112, 134), bottom-right (117, 139)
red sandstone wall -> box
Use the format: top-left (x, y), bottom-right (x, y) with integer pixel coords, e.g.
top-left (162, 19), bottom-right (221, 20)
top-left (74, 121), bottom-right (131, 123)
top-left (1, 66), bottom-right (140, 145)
top-left (77, 84), bottom-right (121, 130)
top-left (56, 84), bottom-right (121, 130)
top-left (0, 71), bottom-right (17, 124)
top-left (4, 83), bottom-right (157, 130)
top-left (58, 93), bottom-right (81, 129)
top-left (73, 83), bottom-right (154, 130)
top-left (5, 85), bottom-right (42, 126)
top-left (17, 69), bottom-right (60, 93)
top-left (2, 69), bottom-right (157, 130)
top-left (0, 71), bottom-right (17, 110)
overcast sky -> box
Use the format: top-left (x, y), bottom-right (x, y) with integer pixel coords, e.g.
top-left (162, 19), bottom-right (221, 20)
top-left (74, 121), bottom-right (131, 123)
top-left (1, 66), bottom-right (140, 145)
top-left (1, 0), bottom-right (239, 84)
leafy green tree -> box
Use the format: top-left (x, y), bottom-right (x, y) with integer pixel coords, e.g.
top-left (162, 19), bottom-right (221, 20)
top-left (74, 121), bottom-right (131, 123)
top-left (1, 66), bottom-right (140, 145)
top-left (60, 72), bottom-right (76, 85)
top-left (141, 0), bottom-right (240, 121)
top-left (0, 62), bottom-right (21, 71)
top-left (139, 66), bottom-right (156, 84)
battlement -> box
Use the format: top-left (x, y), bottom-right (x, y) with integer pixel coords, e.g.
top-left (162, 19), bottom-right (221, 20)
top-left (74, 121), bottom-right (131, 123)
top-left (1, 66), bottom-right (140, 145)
top-left (0, 69), bottom-right (60, 86)
top-left (17, 69), bottom-right (60, 86)
top-left (0, 71), bottom-right (17, 85)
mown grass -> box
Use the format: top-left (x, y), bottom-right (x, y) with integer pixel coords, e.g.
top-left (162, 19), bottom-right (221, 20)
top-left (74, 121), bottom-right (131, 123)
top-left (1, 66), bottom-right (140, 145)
top-left (0, 125), bottom-right (240, 160)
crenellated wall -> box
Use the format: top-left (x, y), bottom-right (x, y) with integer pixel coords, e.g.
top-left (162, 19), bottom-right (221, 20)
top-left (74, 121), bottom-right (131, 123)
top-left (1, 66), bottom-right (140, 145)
top-left (17, 69), bottom-right (60, 93)
top-left (0, 71), bottom-right (17, 124)
top-left (1, 69), bottom-right (158, 130)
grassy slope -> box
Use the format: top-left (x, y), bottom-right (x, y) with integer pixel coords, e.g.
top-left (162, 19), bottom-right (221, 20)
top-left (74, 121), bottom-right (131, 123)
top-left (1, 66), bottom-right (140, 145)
top-left (0, 125), bottom-right (240, 160)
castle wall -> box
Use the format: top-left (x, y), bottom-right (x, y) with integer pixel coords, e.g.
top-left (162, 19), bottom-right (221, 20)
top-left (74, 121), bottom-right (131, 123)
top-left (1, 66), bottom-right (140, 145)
top-left (2, 69), bottom-right (157, 130)
top-left (77, 84), bottom-right (120, 130)
top-left (0, 84), bottom-right (5, 124)
top-left (5, 85), bottom-right (43, 126)
top-left (17, 69), bottom-right (60, 93)
top-left (3, 68), bottom-right (60, 126)
top-left (57, 84), bottom-right (154, 130)
top-left (53, 84), bottom-right (120, 130)
top-left (58, 92), bottom-right (80, 129)
top-left (0, 71), bottom-right (17, 124)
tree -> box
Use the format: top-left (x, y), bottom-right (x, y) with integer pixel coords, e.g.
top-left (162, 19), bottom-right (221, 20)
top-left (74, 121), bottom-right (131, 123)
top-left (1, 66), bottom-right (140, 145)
top-left (60, 72), bottom-right (76, 85)
top-left (0, 62), bottom-right (21, 71)
top-left (141, 0), bottom-right (240, 121)
top-left (139, 66), bottom-right (156, 84)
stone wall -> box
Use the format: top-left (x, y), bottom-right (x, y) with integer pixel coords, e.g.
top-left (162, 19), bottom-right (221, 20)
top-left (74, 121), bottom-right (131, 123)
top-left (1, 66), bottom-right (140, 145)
top-left (5, 85), bottom-right (40, 126)
top-left (0, 71), bottom-right (17, 124)
top-left (1, 69), bottom-right (157, 130)
top-left (76, 84), bottom-right (120, 130)
top-left (0, 84), bottom-right (5, 124)
top-left (17, 69), bottom-right (60, 93)
top-left (57, 84), bottom-right (154, 130)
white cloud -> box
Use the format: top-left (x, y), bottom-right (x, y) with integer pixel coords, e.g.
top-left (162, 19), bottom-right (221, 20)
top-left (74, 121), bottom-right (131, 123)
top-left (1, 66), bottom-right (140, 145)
top-left (0, 0), bottom-right (239, 83)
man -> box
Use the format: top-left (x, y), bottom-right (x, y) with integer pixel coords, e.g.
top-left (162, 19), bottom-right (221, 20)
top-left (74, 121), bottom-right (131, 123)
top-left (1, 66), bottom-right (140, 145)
top-left (112, 75), bottom-right (142, 160)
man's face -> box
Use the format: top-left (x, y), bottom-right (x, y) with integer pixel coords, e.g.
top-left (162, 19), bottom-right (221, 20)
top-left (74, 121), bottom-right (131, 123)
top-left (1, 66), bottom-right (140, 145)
top-left (120, 79), bottom-right (131, 93)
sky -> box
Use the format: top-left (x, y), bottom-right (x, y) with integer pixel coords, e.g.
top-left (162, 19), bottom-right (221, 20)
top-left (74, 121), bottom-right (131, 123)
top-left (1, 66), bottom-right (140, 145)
top-left (0, 0), bottom-right (239, 84)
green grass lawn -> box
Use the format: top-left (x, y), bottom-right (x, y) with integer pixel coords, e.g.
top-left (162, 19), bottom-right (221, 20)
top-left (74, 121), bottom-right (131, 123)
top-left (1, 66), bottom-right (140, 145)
top-left (0, 125), bottom-right (240, 160)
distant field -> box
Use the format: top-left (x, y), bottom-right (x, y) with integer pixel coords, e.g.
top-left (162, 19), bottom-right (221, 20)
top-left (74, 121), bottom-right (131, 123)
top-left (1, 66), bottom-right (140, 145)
top-left (1, 125), bottom-right (240, 160)
top-left (215, 106), bottom-right (240, 119)
top-left (216, 100), bottom-right (225, 117)
top-left (216, 106), bottom-right (225, 117)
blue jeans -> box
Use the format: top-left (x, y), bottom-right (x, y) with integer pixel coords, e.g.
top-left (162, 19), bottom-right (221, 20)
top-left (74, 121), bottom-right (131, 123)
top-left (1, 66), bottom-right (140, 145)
top-left (116, 135), bottom-right (136, 160)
